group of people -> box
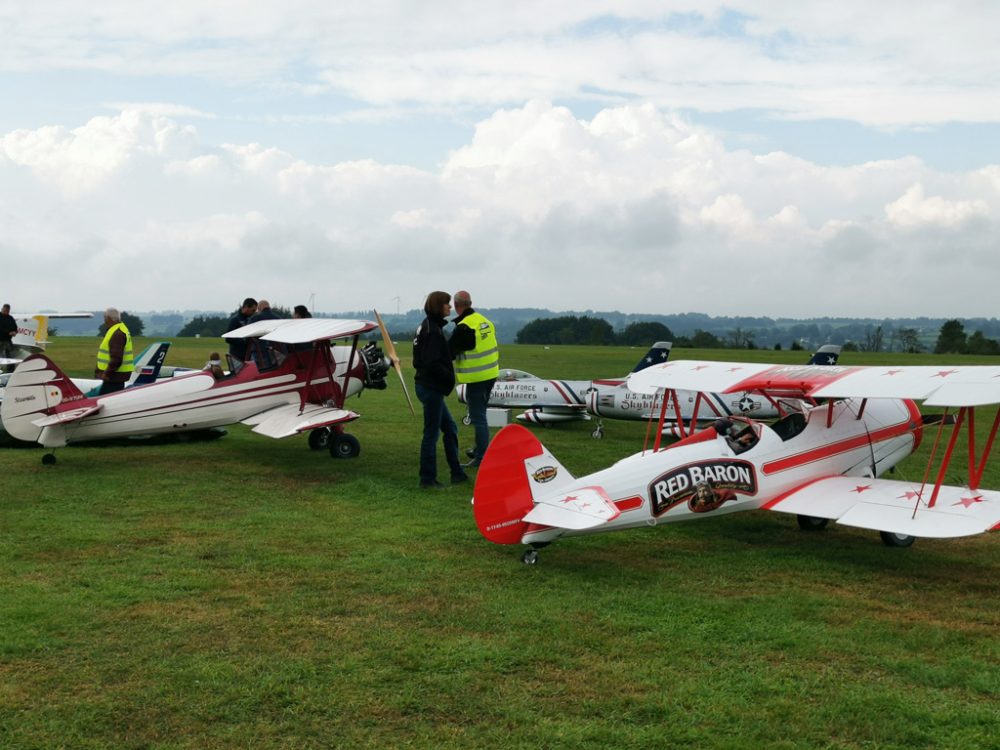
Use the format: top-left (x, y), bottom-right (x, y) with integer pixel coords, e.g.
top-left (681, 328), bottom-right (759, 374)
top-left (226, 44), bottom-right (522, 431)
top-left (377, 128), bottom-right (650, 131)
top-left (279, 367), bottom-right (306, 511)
top-left (224, 298), bottom-right (312, 371)
top-left (413, 290), bottom-right (499, 489)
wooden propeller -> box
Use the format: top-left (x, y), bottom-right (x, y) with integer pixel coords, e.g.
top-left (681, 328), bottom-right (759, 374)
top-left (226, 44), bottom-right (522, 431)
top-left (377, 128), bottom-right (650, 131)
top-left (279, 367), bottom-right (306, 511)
top-left (374, 310), bottom-right (415, 416)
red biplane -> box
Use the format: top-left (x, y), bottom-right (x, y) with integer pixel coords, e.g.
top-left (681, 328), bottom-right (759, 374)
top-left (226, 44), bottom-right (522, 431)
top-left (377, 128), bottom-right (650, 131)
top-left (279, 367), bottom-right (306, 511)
top-left (472, 359), bottom-right (1000, 563)
top-left (2, 314), bottom-right (412, 464)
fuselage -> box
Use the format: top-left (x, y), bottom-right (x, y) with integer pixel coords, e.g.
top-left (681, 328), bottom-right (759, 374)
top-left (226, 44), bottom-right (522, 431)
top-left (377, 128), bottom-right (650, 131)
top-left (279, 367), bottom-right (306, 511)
top-left (521, 397), bottom-right (921, 545)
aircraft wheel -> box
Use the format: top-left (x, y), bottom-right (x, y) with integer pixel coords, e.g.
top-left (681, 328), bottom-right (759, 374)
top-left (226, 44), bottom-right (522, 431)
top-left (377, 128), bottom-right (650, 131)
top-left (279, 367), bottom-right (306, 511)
top-left (308, 428), bottom-right (332, 451)
top-left (879, 531), bottom-right (915, 548)
top-left (796, 514), bottom-right (829, 531)
top-left (41, 453), bottom-right (56, 466)
top-left (330, 433), bottom-right (361, 459)
top-left (521, 549), bottom-right (539, 565)
top-left (591, 427), bottom-right (604, 439)
top-left (462, 414), bottom-right (471, 426)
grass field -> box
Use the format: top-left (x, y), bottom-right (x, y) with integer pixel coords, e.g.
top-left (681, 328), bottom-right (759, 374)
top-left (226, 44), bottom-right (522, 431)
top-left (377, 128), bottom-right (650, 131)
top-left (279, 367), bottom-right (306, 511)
top-left (1, 338), bottom-right (998, 749)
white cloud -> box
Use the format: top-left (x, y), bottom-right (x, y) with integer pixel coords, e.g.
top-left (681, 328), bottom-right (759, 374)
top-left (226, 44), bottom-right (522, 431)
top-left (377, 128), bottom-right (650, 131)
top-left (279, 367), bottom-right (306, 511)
top-left (2, 3), bottom-right (1000, 128)
top-left (3, 102), bottom-right (999, 318)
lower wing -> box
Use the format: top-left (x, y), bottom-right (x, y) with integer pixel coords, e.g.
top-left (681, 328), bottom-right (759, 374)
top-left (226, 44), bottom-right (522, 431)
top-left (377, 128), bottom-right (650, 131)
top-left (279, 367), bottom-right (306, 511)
top-left (243, 403), bottom-right (359, 439)
top-left (764, 476), bottom-right (1000, 538)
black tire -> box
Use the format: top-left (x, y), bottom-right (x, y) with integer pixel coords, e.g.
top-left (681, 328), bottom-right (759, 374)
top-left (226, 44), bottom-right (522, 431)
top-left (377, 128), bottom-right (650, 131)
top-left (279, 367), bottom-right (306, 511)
top-left (41, 453), bottom-right (56, 466)
top-left (796, 514), bottom-right (829, 531)
top-left (308, 428), bottom-right (332, 451)
top-left (591, 427), bottom-right (604, 439)
top-left (521, 549), bottom-right (539, 565)
top-left (462, 414), bottom-right (471, 426)
top-left (880, 531), bottom-right (915, 548)
top-left (330, 433), bottom-right (361, 459)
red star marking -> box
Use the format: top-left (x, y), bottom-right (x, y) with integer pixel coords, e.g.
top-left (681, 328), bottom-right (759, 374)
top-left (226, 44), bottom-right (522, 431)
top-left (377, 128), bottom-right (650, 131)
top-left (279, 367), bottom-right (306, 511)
top-left (580, 502), bottom-right (591, 509)
top-left (883, 370), bottom-right (903, 376)
top-left (726, 366), bottom-right (744, 372)
top-left (897, 490), bottom-right (922, 500)
top-left (561, 495), bottom-right (577, 504)
top-left (851, 485), bottom-right (872, 494)
top-left (932, 369), bottom-right (958, 378)
top-left (953, 495), bottom-right (984, 508)
top-left (692, 365), bottom-right (710, 371)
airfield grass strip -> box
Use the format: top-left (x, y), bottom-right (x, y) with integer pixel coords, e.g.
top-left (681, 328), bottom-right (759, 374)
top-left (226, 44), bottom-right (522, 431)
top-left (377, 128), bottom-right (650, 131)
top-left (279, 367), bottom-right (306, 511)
top-left (1, 339), bottom-right (997, 748)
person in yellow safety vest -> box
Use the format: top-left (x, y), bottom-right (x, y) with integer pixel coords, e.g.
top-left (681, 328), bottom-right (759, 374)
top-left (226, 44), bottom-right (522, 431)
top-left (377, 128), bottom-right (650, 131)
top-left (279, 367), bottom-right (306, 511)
top-left (95, 307), bottom-right (134, 395)
top-left (450, 290), bottom-right (499, 467)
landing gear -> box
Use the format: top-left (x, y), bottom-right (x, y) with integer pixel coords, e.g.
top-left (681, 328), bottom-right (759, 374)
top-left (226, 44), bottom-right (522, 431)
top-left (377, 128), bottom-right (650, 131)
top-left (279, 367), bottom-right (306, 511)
top-left (308, 428), bottom-right (332, 450)
top-left (462, 413), bottom-right (471, 426)
top-left (330, 433), bottom-right (361, 459)
top-left (879, 531), bottom-right (915, 548)
top-left (796, 514), bottom-right (829, 531)
top-left (41, 453), bottom-right (56, 466)
top-left (591, 422), bottom-right (604, 439)
top-left (521, 549), bottom-right (539, 565)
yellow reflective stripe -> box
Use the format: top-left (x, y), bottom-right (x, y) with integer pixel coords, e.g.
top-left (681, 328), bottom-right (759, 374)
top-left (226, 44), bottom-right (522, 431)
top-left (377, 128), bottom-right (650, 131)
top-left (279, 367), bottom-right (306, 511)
top-left (96, 323), bottom-right (134, 372)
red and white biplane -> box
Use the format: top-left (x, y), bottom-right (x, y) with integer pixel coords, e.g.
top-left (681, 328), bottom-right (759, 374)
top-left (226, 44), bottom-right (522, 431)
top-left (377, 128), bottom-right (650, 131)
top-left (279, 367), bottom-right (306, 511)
top-left (472, 359), bottom-right (1000, 563)
top-left (1, 315), bottom-right (411, 464)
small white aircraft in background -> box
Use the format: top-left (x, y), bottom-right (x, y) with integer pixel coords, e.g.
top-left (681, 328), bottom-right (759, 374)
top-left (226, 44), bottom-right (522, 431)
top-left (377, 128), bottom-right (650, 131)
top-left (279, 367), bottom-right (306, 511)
top-left (456, 342), bottom-right (672, 430)
top-left (2, 316), bottom-right (410, 463)
top-left (586, 344), bottom-right (842, 438)
top-left (1, 312), bottom-right (93, 367)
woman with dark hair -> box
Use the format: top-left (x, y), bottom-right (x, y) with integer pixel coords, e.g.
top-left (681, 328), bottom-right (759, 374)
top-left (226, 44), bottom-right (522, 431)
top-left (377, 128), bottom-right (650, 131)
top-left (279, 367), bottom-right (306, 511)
top-left (293, 305), bottom-right (312, 318)
top-left (413, 291), bottom-right (468, 489)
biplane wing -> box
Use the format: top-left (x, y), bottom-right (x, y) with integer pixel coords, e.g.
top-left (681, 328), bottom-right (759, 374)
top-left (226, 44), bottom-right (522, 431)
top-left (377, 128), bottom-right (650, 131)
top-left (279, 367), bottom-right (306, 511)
top-left (242, 403), bottom-right (359, 438)
top-left (764, 476), bottom-right (1000, 538)
top-left (224, 318), bottom-right (378, 343)
top-left (629, 360), bottom-right (1000, 402)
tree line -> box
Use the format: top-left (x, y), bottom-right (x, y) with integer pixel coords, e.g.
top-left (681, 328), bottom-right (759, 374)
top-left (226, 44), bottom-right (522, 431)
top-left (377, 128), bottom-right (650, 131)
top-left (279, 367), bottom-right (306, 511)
top-left (515, 315), bottom-right (1000, 355)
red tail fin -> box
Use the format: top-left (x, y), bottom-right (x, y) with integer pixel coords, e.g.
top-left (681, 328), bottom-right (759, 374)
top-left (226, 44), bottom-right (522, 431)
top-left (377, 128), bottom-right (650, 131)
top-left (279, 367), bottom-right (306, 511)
top-left (473, 424), bottom-right (543, 544)
top-left (0, 354), bottom-right (90, 443)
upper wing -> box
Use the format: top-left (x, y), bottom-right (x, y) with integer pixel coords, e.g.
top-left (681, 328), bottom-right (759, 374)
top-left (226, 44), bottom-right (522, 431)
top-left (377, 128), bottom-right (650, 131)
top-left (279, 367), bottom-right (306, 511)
top-left (523, 485), bottom-right (621, 530)
top-left (224, 318), bottom-right (377, 344)
top-left (628, 360), bottom-right (1000, 407)
top-left (242, 403), bottom-right (359, 438)
top-left (764, 476), bottom-right (1000, 538)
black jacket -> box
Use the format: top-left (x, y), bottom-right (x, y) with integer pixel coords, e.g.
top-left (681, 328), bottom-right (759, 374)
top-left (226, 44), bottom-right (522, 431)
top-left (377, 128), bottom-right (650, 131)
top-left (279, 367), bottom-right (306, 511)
top-left (413, 315), bottom-right (455, 395)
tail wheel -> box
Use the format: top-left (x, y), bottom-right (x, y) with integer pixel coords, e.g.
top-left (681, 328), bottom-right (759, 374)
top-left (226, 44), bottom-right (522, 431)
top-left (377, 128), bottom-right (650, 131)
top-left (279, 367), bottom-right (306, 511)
top-left (880, 531), bottom-right (915, 548)
top-left (521, 549), bottom-right (539, 565)
top-left (796, 514), bottom-right (829, 531)
top-left (462, 413), bottom-right (471, 426)
top-left (330, 433), bottom-right (361, 459)
top-left (308, 428), bottom-right (332, 450)
top-left (41, 453), bottom-right (57, 466)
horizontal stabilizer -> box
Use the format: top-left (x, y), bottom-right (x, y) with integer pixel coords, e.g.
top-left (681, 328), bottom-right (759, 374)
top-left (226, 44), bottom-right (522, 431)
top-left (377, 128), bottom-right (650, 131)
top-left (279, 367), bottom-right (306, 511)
top-left (243, 403), bottom-right (359, 438)
top-left (765, 476), bottom-right (1000, 538)
top-left (523, 485), bottom-right (620, 530)
top-left (32, 405), bottom-right (101, 427)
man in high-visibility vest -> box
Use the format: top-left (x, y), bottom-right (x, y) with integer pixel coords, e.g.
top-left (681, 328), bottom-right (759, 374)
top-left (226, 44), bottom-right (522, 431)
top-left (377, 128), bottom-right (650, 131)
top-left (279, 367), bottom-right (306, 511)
top-left (450, 290), bottom-right (499, 467)
top-left (95, 307), bottom-right (134, 395)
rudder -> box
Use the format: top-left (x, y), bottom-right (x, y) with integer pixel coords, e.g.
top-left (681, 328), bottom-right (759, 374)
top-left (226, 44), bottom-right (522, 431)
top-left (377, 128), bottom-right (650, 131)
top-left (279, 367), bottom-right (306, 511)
top-left (473, 424), bottom-right (545, 544)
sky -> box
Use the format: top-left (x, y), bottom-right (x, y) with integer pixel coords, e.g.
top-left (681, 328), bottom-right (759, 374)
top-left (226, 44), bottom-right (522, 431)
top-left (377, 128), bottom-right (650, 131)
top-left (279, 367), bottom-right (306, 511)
top-left (2, 1), bottom-right (999, 319)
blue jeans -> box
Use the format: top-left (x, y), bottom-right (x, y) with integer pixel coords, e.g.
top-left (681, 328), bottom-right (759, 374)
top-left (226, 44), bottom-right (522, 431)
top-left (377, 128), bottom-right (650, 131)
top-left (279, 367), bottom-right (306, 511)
top-left (464, 378), bottom-right (496, 460)
top-left (416, 383), bottom-right (464, 483)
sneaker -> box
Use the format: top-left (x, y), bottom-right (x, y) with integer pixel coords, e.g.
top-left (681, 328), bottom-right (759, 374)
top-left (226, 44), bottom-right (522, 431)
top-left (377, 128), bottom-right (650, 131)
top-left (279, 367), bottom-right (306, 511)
top-left (420, 480), bottom-right (445, 490)
top-left (465, 448), bottom-right (477, 459)
top-left (451, 473), bottom-right (469, 485)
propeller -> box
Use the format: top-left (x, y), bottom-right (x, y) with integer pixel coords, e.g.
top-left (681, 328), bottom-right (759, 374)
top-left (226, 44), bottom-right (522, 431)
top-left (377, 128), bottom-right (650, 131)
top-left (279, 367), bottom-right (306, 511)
top-left (374, 309), bottom-right (415, 416)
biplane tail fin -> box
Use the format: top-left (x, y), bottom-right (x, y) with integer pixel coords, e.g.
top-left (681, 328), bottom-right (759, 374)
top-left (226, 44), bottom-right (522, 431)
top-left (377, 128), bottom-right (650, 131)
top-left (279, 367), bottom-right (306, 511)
top-left (1, 355), bottom-right (92, 444)
top-left (473, 424), bottom-right (577, 544)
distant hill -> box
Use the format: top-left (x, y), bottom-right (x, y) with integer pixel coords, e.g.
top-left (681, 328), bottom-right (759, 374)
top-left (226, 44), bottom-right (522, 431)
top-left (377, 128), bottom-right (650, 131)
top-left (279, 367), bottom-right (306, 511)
top-left (45, 307), bottom-right (1000, 352)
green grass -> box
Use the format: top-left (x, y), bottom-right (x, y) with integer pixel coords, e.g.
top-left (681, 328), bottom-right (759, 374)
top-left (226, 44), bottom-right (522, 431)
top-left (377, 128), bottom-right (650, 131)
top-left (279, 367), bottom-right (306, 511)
top-left (1, 339), bottom-right (998, 749)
